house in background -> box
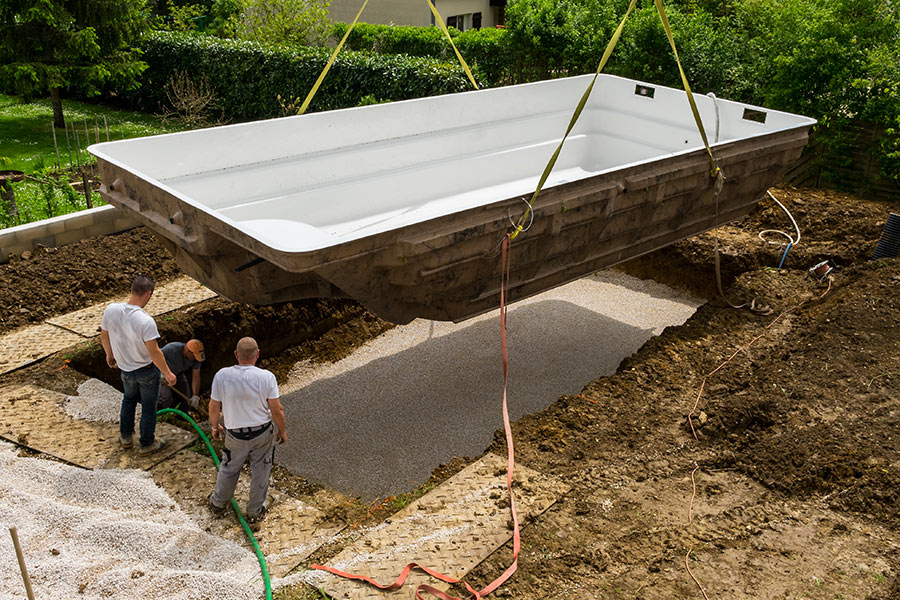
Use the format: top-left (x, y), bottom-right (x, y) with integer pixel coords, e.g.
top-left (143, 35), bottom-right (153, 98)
top-left (328, 0), bottom-right (507, 30)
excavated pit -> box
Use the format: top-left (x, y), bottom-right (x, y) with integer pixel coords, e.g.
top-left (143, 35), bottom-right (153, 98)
top-left (68, 296), bottom-right (392, 393)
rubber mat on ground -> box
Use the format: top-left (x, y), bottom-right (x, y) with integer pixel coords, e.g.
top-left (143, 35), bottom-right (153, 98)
top-left (46, 277), bottom-right (217, 337)
top-left (0, 384), bottom-right (194, 470)
top-left (0, 324), bottom-right (83, 376)
top-left (150, 450), bottom-right (345, 577)
top-left (311, 452), bottom-right (569, 599)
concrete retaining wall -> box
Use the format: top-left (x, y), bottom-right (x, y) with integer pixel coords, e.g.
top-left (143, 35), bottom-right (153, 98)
top-left (0, 205), bottom-right (139, 264)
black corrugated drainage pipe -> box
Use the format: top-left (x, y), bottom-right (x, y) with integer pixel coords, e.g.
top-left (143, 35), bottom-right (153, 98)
top-left (872, 213), bottom-right (900, 260)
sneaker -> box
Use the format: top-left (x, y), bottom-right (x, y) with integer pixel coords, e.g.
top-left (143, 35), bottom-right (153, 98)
top-left (207, 493), bottom-right (227, 518)
top-left (138, 439), bottom-right (168, 455)
top-left (119, 435), bottom-right (134, 449)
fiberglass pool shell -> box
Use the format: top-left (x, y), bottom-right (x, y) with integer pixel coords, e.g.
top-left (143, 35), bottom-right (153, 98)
top-left (89, 74), bottom-right (816, 324)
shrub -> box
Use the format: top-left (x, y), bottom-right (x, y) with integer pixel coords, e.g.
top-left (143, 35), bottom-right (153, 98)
top-left (332, 22), bottom-right (511, 86)
top-left (333, 22), bottom-right (451, 57)
top-left (226, 0), bottom-right (333, 47)
top-left (130, 31), bottom-right (470, 120)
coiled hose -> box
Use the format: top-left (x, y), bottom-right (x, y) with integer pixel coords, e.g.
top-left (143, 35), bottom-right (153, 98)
top-left (157, 408), bottom-right (273, 600)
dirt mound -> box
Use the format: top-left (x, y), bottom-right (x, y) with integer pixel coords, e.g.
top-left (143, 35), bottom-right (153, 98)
top-left (0, 228), bottom-right (181, 334)
top-left (705, 263), bottom-right (900, 527)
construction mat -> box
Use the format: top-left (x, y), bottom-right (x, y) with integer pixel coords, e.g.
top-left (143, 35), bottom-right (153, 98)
top-left (311, 453), bottom-right (569, 599)
top-left (150, 450), bottom-right (345, 578)
top-left (0, 385), bottom-right (194, 470)
top-left (46, 276), bottom-right (217, 337)
top-left (0, 323), bottom-right (83, 376)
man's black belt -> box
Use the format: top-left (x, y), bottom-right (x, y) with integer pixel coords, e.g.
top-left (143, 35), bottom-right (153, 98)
top-left (227, 421), bottom-right (272, 440)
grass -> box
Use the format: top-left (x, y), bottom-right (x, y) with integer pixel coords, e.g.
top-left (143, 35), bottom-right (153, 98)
top-left (0, 93), bottom-right (185, 228)
top-left (0, 93), bottom-right (182, 174)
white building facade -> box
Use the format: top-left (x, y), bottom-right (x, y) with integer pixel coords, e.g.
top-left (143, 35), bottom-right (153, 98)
top-left (328, 0), bottom-right (506, 30)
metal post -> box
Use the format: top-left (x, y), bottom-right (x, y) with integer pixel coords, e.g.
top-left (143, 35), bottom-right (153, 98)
top-left (9, 527), bottom-right (36, 600)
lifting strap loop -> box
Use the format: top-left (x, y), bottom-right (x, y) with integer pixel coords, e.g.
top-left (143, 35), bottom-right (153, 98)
top-left (510, 0), bottom-right (638, 240)
top-left (653, 0), bottom-right (720, 178)
top-left (298, 0), bottom-right (371, 115)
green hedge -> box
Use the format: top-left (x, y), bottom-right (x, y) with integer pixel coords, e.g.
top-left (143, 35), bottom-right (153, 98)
top-left (129, 31), bottom-right (471, 121)
top-left (333, 22), bottom-right (513, 85)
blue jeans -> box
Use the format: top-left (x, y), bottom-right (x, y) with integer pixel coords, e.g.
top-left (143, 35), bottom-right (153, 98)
top-left (120, 364), bottom-right (160, 448)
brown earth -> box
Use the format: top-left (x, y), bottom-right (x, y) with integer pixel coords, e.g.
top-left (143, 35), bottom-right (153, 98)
top-left (1, 185), bottom-right (899, 599)
top-left (0, 228), bottom-right (182, 334)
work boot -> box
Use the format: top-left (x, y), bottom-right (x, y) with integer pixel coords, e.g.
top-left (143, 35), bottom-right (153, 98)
top-left (138, 439), bottom-right (168, 455)
top-left (119, 435), bottom-right (134, 449)
top-left (246, 505), bottom-right (267, 531)
top-left (207, 493), bottom-right (227, 518)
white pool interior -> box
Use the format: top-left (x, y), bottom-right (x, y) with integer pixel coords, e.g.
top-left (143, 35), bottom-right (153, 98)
top-left (90, 74), bottom-right (815, 253)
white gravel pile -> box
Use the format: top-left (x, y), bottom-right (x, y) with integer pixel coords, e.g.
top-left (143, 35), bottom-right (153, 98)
top-left (0, 440), bottom-right (278, 600)
top-left (64, 378), bottom-right (135, 422)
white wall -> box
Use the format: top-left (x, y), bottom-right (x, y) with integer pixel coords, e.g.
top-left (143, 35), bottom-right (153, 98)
top-left (328, 0), bottom-right (431, 27)
top-left (328, 0), bottom-right (498, 28)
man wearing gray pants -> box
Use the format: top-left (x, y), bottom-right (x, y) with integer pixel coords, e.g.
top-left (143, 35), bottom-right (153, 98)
top-left (208, 337), bottom-right (287, 524)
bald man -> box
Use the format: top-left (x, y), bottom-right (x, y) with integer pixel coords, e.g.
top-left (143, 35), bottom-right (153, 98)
top-left (207, 337), bottom-right (287, 524)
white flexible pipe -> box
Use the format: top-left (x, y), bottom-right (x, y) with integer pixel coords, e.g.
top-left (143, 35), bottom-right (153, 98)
top-left (759, 190), bottom-right (801, 246)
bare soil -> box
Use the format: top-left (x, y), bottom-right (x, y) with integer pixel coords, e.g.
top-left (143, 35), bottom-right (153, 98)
top-left (0, 228), bottom-right (182, 334)
top-left (2, 185), bottom-right (898, 599)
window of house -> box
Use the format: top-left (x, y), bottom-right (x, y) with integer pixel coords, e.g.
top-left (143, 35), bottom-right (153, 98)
top-left (447, 13), bottom-right (472, 31)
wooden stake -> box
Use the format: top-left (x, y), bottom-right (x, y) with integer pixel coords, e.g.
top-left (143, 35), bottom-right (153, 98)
top-left (64, 120), bottom-right (74, 170)
top-left (9, 526), bottom-right (36, 600)
top-left (82, 170), bottom-right (93, 209)
top-left (103, 115), bottom-right (110, 141)
top-left (73, 127), bottom-right (82, 169)
top-left (51, 121), bottom-right (61, 169)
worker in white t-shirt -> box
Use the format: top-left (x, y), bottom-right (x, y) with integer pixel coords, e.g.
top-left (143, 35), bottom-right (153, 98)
top-left (100, 274), bottom-right (177, 455)
top-left (208, 336), bottom-right (287, 524)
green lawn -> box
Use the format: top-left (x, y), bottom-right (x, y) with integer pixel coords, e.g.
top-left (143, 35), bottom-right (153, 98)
top-left (0, 94), bottom-right (186, 229)
top-left (0, 93), bottom-right (183, 174)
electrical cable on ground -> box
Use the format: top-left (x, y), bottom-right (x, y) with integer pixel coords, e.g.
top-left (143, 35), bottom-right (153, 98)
top-left (156, 408), bottom-right (273, 600)
top-left (682, 275), bottom-right (833, 598)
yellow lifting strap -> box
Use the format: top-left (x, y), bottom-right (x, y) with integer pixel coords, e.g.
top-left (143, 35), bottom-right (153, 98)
top-left (298, 0), bottom-right (479, 116)
top-left (426, 0), bottom-right (480, 89)
top-left (298, 0), bottom-right (370, 115)
top-left (510, 0), bottom-right (638, 239)
top-left (653, 0), bottom-right (720, 179)
top-left (511, 0), bottom-right (723, 239)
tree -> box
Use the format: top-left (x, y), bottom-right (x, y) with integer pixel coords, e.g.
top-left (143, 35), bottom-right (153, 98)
top-left (0, 0), bottom-right (151, 129)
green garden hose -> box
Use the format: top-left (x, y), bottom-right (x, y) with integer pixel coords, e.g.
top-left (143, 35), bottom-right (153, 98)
top-left (157, 408), bottom-right (273, 600)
